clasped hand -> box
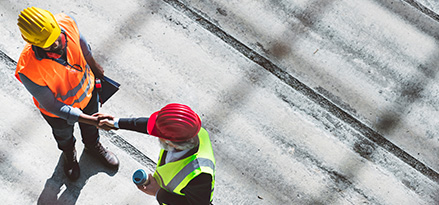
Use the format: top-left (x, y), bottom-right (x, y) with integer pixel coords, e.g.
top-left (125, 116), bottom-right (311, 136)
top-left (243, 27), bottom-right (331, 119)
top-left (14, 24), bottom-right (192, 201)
top-left (92, 113), bottom-right (118, 131)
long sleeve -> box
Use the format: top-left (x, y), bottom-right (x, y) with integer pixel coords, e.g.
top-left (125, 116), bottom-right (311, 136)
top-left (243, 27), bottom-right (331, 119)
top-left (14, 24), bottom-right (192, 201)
top-left (118, 117), bottom-right (149, 134)
top-left (18, 73), bottom-right (82, 124)
top-left (156, 173), bottom-right (213, 205)
top-left (79, 30), bottom-right (93, 63)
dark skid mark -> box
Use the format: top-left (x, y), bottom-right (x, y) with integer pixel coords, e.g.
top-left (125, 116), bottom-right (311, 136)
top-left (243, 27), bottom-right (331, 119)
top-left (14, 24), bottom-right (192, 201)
top-left (0, 50), bottom-right (17, 68)
top-left (216, 7), bottom-right (227, 16)
top-left (101, 131), bottom-right (157, 172)
top-left (401, 0), bottom-right (439, 21)
top-left (161, 0), bottom-right (439, 184)
top-left (315, 86), bottom-right (358, 115)
top-left (353, 139), bottom-right (376, 160)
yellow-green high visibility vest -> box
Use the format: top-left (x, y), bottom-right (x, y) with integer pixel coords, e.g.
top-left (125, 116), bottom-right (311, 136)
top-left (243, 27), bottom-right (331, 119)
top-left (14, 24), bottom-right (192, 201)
top-left (153, 127), bottom-right (216, 201)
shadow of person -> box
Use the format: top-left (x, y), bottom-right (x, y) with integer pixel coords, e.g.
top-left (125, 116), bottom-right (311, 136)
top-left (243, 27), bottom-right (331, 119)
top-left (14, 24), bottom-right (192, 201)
top-left (37, 149), bottom-right (118, 205)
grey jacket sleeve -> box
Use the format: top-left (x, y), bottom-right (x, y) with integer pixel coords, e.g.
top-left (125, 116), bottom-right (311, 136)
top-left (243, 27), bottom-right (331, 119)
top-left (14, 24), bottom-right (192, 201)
top-left (18, 73), bottom-right (82, 124)
top-left (80, 33), bottom-right (92, 62)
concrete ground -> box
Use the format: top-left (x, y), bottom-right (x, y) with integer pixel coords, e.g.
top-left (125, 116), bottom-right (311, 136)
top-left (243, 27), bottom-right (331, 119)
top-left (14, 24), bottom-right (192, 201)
top-left (1, 0), bottom-right (439, 204)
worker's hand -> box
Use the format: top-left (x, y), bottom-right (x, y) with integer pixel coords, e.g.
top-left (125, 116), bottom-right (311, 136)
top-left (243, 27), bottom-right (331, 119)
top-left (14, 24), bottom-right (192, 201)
top-left (92, 113), bottom-right (117, 130)
top-left (97, 121), bottom-right (114, 131)
top-left (137, 174), bottom-right (160, 196)
top-left (78, 113), bottom-right (112, 131)
top-left (99, 119), bottom-right (117, 130)
top-left (93, 113), bottom-right (114, 121)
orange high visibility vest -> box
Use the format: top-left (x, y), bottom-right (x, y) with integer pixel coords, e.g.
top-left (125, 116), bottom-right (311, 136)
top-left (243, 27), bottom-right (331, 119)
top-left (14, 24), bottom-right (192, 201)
top-left (15, 13), bottom-right (95, 118)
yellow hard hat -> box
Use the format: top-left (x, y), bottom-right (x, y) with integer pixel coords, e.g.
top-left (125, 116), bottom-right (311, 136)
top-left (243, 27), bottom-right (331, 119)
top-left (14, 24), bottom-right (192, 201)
top-left (17, 7), bottom-right (61, 48)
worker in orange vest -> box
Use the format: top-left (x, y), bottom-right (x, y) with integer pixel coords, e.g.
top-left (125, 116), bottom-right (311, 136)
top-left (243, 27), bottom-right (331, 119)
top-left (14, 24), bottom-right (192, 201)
top-left (15, 7), bottom-right (119, 180)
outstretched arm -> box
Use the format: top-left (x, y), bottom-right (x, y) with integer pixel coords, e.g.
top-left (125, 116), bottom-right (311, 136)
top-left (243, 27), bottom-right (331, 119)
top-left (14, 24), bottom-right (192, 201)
top-left (96, 114), bottom-right (149, 134)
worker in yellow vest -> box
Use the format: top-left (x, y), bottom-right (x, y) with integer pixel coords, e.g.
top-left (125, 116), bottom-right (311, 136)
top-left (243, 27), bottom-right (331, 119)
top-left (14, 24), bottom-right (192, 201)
top-left (15, 7), bottom-right (119, 180)
top-left (98, 103), bottom-right (216, 204)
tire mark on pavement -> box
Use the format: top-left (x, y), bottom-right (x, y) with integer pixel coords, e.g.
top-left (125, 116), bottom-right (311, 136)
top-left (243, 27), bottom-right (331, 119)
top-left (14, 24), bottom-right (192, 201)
top-left (162, 0), bottom-right (439, 184)
top-left (0, 50), bottom-right (16, 68)
top-left (402, 0), bottom-right (439, 21)
top-left (101, 131), bottom-right (157, 172)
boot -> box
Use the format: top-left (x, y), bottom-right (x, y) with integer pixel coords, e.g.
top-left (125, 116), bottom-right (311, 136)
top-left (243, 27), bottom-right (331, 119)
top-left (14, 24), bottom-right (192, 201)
top-left (63, 148), bottom-right (80, 180)
top-left (86, 142), bottom-right (119, 168)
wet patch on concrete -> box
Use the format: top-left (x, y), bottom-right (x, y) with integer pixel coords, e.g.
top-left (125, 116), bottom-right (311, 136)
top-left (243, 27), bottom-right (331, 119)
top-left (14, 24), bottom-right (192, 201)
top-left (375, 112), bottom-right (400, 133)
top-left (400, 80), bottom-right (425, 103)
top-left (417, 63), bottom-right (437, 79)
top-left (353, 139), bottom-right (376, 160)
top-left (216, 7), bottom-right (227, 16)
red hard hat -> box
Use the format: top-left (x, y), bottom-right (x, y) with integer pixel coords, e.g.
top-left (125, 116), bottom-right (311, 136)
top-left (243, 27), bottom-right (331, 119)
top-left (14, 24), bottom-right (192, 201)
top-left (147, 103), bottom-right (201, 142)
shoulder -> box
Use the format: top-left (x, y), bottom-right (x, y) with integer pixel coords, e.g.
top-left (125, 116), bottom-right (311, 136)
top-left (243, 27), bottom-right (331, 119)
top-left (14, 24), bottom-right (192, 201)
top-left (55, 13), bottom-right (79, 32)
top-left (18, 44), bottom-right (34, 59)
top-left (54, 13), bottom-right (74, 23)
top-left (17, 44), bottom-right (38, 71)
top-left (16, 45), bottom-right (50, 85)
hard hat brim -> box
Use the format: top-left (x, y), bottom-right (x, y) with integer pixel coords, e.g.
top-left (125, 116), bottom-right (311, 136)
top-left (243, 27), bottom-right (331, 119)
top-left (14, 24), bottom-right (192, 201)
top-left (147, 111), bottom-right (161, 138)
top-left (41, 25), bottom-right (61, 48)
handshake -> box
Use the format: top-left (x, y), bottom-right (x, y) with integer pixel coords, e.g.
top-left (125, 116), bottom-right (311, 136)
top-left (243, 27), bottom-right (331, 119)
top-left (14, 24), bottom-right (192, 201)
top-left (92, 113), bottom-right (118, 131)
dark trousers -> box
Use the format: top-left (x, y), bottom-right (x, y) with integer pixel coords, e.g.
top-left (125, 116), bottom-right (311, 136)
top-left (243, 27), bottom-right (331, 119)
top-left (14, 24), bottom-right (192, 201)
top-left (42, 88), bottom-right (100, 151)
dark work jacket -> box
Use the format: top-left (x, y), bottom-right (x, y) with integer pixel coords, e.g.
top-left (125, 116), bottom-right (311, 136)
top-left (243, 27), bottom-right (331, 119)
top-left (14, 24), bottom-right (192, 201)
top-left (119, 117), bottom-right (213, 205)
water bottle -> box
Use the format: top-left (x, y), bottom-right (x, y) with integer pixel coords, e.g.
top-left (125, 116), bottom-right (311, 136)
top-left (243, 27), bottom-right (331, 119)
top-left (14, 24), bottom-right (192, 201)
top-left (132, 169), bottom-right (150, 185)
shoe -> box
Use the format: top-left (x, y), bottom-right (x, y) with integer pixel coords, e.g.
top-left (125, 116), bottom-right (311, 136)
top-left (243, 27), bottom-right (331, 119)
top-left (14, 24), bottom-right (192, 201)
top-left (63, 148), bottom-right (80, 180)
top-left (86, 142), bottom-right (119, 168)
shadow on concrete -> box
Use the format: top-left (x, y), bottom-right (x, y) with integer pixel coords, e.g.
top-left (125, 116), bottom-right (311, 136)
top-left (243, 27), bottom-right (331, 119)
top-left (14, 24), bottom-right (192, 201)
top-left (37, 150), bottom-right (118, 205)
top-left (371, 0), bottom-right (439, 134)
top-left (258, 0), bottom-right (370, 203)
top-left (374, 54), bottom-right (439, 134)
top-left (89, 1), bottom-right (159, 64)
top-left (376, 0), bottom-right (439, 41)
top-left (180, 0), bottom-right (439, 203)
top-left (263, 0), bottom-right (337, 59)
top-left (177, 0), bottom-right (358, 203)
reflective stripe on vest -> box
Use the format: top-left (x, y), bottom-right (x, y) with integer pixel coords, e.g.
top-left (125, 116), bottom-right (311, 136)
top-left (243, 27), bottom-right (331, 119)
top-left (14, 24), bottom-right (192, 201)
top-left (15, 13), bottom-right (94, 118)
top-left (157, 157), bottom-right (215, 192)
top-left (36, 69), bottom-right (93, 110)
top-left (154, 128), bottom-right (216, 199)
top-left (55, 69), bottom-right (93, 102)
